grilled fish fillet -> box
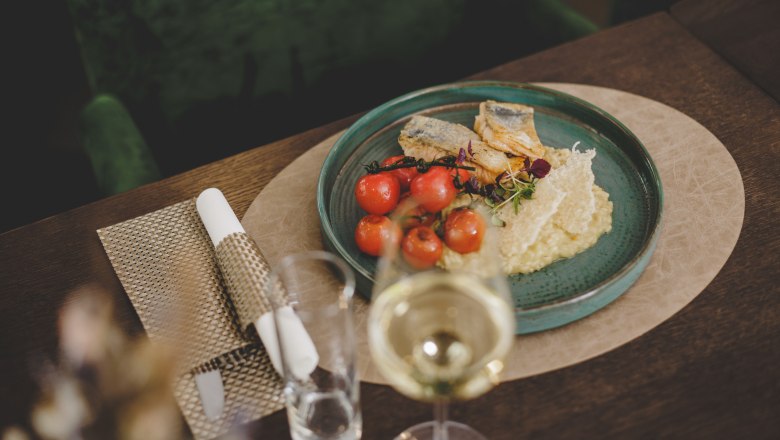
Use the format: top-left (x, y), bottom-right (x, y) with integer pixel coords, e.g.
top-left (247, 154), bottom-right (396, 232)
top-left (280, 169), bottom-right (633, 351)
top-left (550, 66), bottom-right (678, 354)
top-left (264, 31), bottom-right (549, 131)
top-left (474, 101), bottom-right (546, 159)
top-left (398, 115), bottom-right (526, 183)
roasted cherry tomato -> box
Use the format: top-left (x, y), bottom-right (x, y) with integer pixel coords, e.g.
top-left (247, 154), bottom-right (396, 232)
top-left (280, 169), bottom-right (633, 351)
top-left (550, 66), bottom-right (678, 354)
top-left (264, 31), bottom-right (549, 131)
top-left (355, 215), bottom-right (401, 256)
top-left (392, 193), bottom-right (435, 230)
top-left (449, 167), bottom-right (471, 188)
top-left (355, 172), bottom-right (400, 215)
top-left (444, 208), bottom-right (486, 254)
top-left (410, 167), bottom-right (457, 213)
top-left (401, 226), bottom-right (443, 269)
top-left (381, 155), bottom-right (419, 191)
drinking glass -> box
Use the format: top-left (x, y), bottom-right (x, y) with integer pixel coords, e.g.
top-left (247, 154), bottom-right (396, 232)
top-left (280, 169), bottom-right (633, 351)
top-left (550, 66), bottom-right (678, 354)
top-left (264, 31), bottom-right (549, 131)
top-left (268, 251), bottom-right (361, 440)
top-left (368, 201), bottom-right (514, 440)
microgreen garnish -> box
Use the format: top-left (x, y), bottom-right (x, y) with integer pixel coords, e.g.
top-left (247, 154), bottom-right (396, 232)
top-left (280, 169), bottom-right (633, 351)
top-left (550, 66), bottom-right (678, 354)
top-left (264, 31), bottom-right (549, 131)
top-left (462, 158), bottom-right (551, 218)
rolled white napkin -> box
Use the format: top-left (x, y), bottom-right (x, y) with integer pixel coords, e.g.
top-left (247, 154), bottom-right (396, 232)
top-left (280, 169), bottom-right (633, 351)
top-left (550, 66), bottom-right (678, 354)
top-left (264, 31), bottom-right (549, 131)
top-left (196, 188), bottom-right (319, 379)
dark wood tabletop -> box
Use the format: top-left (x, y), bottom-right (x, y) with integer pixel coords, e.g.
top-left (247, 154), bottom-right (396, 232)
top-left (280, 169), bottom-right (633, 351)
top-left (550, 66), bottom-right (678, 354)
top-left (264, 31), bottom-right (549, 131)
top-left (2, 12), bottom-right (779, 439)
top-left (671, 0), bottom-right (780, 102)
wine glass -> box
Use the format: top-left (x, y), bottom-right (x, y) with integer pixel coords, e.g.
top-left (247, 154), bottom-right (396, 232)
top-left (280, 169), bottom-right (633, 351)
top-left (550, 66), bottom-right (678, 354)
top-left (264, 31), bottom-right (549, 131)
top-left (367, 200), bottom-right (515, 440)
top-left (268, 251), bottom-right (362, 440)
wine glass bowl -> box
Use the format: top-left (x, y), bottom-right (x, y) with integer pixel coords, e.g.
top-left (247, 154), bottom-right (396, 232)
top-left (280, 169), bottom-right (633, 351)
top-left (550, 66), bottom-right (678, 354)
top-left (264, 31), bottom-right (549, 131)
top-left (369, 271), bottom-right (513, 402)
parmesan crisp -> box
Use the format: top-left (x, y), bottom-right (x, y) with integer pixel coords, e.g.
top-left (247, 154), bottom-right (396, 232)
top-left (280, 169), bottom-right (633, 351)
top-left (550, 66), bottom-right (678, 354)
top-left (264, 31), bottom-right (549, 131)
top-left (498, 146), bottom-right (611, 274)
top-left (547, 147), bottom-right (597, 234)
top-left (498, 178), bottom-right (565, 261)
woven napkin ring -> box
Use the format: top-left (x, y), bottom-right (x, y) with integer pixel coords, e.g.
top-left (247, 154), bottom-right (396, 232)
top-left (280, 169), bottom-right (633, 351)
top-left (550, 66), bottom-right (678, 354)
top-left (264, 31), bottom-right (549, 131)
top-left (214, 232), bottom-right (288, 335)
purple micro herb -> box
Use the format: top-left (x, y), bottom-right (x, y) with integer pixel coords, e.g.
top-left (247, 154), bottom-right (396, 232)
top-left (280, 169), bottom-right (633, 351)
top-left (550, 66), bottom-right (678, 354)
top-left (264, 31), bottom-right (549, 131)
top-left (456, 147), bottom-right (466, 164)
top-left (464, 176), bottom-right (481, 194)
top-left (483, 184), bottom-right (502, 203)
top-left (467, 141), bottom-right (475, 157)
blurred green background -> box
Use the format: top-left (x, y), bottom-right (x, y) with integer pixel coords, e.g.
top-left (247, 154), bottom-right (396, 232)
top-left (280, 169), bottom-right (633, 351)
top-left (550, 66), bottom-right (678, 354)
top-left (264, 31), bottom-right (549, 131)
top-left (4, 0), bottom-right (676, 233)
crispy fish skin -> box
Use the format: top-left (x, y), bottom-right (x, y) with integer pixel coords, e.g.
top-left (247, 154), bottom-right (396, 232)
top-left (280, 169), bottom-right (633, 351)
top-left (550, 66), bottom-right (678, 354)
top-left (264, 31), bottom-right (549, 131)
top-left (398, 116), bottom-right (526, 182)
top-left (474, 101), bottom-right (546, 159)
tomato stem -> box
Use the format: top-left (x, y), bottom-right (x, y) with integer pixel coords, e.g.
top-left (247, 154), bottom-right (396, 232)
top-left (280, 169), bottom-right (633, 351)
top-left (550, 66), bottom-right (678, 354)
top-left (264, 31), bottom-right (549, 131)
top-left (364, 156), bottom-right (476, 174)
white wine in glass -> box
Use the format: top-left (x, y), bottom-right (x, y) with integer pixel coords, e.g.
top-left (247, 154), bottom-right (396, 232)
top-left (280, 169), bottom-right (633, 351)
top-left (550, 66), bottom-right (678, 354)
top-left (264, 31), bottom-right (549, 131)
top-left (368, 201), bottom-right (514, 440)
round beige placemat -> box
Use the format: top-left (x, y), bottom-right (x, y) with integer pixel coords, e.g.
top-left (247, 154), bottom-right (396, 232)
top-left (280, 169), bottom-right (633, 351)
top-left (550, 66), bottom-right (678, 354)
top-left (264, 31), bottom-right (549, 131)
top-left (242, 83), bottom-right (744, 384)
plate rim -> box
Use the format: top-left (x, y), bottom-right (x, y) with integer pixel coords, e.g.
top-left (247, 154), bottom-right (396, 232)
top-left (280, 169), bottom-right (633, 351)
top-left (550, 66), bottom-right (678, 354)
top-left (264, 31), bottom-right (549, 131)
top-left (316, 80), bottom-right (664, 315)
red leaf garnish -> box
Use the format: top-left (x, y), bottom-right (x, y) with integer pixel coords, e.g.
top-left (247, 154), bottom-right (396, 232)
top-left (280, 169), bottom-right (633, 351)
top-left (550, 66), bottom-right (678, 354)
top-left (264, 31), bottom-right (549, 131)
top-left (528, 159), bottom-right (551, 178)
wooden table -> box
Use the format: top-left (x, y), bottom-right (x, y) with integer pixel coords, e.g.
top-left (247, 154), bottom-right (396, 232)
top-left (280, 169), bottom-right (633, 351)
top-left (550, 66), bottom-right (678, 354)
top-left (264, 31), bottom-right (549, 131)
top-left (671, 0), bottom-right (780, 102)
top-left (2, 12), bottom-right (779, 439)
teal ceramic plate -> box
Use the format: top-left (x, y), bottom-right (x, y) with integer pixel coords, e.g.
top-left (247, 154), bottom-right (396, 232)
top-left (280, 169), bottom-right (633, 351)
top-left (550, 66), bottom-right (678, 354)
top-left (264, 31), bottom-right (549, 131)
top-left (317, 81), bottom-right (663, 334)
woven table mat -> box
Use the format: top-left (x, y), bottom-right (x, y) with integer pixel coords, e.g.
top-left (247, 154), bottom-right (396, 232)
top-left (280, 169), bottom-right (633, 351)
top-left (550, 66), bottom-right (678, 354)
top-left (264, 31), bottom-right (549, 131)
top-left (242, 83), bottom-right (745, 383)
top-left (97, 199), bottom-right (284, 440)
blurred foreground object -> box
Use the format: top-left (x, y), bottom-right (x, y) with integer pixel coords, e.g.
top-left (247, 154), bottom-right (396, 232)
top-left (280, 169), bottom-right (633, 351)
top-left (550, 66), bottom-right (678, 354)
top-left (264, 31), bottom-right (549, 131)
top-left (9, 286), bottom-right (182, 440)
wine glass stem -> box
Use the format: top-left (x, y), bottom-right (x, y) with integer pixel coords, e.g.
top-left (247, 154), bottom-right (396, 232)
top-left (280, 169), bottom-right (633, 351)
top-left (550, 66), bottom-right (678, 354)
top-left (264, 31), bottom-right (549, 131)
top-left (433, 399), bottom-right (449, 440)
